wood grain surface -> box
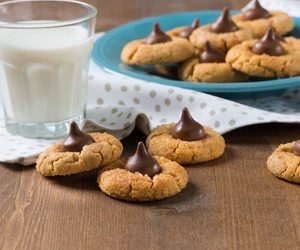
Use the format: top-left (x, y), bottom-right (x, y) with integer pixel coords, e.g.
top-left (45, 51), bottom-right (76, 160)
top-left (1, 0), bottom-right (300, 250)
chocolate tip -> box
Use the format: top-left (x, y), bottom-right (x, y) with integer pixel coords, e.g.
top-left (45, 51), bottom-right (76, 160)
top-left (69, 121), bottom-right (80, 134)
top-left (136, 141), bottom-right (148, 156)
top-left (182, 107), bottom-right (189, 114)
top-left (70, 121), bottom-right (77, 127)
top-left (153, 22), bottom-right (160, 31)
top-left (223, 7), bottom-right (229, 15)
top-left (254, 0), bottom-right (260, 7)
top-left (181, 107), bottom-right (193, 120)
top-left (192, 19), bottom-right (200, 29)
top-left (205, 41), bottom-right (211, 49)
top-left (265, 26), bottom-right (275, 39)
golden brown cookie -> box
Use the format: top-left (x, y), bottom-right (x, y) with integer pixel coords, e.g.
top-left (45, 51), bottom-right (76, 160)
top-left (267, 141), bottom-right (300, 184)
top-left (190, 24), bottom-right (252, 53)
top-left (121, 37), bottom-right (194, 65)
top-left (36, 132), bottom-right (123, 176)
top-left (226, 39), bottom-right (300, 78)
top-left (190, 8), bottom-right (253, 53)
top-left (233, 11), bottom-right (294, 38)
top-left (146, 124), bottom-right (225, 164)
top-left (179, 57), bottom-right (248, 83)
top-left (98, 156), bottom-right (188, 201)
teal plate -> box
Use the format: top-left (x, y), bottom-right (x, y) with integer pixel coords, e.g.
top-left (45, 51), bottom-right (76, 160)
top-left (92, 10), bottom-right (300, 97)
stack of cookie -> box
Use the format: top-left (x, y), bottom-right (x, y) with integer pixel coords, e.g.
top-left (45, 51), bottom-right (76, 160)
top-left (121, 0), bottom-right (300, 83)
top-left (36, 108), bottom-right (226, 202)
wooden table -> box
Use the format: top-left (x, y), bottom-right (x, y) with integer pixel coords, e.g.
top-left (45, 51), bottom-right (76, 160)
top-left (1, 1), bottom-right (299, 249)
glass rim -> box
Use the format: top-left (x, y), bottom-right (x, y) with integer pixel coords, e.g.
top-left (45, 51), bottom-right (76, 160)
top-left (0, 0), bottom-right (97, 28)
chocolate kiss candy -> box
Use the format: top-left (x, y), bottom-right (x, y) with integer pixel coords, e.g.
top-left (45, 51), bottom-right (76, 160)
top-left (145, 22), bottom-right (172, 44)
top-left (199, 41), bottom-right (225, 63)
top-left (125, 142), bottom-right (161, 178)
top-left (61, 122), bottom-right (95, 152)
top-left (243, 0), bottom-right (271, 20)
top-left (252, 27), bottom-right (285, 56)
top-left (172, 107), bottom-right (206, 141)
top-left (211, 7), bottom-right (239, 33)
top-left (179, 19), bottom-right (200, 39)
top-left (294, 140), bottom-right (300, 156)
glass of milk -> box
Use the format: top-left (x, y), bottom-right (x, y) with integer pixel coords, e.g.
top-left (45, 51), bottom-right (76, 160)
top-left (0, 0), bottom-right (97, 138)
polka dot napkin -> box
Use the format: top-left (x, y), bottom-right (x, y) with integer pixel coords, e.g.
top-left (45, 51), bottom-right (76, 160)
top-left (1, 66), bottom-right (300, 165)
top-left (1, 1), bottom-right (300, 166)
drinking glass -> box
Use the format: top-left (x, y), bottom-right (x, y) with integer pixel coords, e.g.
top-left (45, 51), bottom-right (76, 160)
top-left (0, 0), bottom-right (97, 138)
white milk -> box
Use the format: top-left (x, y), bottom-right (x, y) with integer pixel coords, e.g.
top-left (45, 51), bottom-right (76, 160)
top-left (0, 25), bottom-right (93, 123)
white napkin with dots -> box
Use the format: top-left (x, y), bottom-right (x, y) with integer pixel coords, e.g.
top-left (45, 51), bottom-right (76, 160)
top-left (1, 0), bottom-right (300, 166)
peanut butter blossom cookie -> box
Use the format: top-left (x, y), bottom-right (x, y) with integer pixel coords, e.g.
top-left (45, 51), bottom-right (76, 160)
top-left (121, 22), bottom-right (194, 65)
top-left (179, 41), bottom-right (248, 83)
top-left (146, 108), bottom-right (225, 164)
top-left (168, 19), bottom-right (200, 39)
top-left (190, 8), bottom-right (253, 53)
top-left (226, 27), bottom-right (300, 78)
top-left (232, 0), bottom-right (294, 38)
top-left (98, 142), bottom-right (188, 201)
top-left (267, 140), bottom-right (300, 184)
top-left (36, 122), bottom-right (123, 176)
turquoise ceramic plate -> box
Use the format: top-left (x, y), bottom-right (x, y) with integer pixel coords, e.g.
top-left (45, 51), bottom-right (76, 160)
top-left (92, 10), bottom-right (300, 96)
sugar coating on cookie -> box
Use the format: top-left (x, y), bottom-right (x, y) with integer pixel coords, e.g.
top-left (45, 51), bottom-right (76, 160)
top-left (121, 37), bottom-right (194, 65)
top-left (226, 39), bottom-right (300, 78)
top-left (98, 156), bottom-right (188, 201)
top-left (179, 57), bottom-right (248, 83)
top-left (146, 124), bottom-right (225, 164)
top-left (36, 132), bottom-right (123, 176)
top-left (233, 11), bottom-right (294, 38)
top-left (267, 142), bottom-right (300, 184)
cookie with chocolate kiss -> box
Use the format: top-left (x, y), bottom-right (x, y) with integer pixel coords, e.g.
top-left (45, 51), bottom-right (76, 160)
top-left (125, 142), bottom-right (161, 178)
top-left (267, 141), bottom-right (300, 184)
top-left (145, 23), bottom-right (171, 44)
top-left (36, 123), bottom-right (123, 176)
top-left (232, 1), bottom-right (294, 38)
top-left (243, 0), bottom-right (271, 20)
top-left (226, 26), bottom-right (300, 78)
top-left (121, 22), bottom-right (194, 65)
top-left (252, 27), bottom-right (285, 56)
top-left (189, 8), bottom-right (252, 53)
top-left (146, 108), bottom-right (226, 164)
top-left (98, 143), bottom-right (189, 201)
